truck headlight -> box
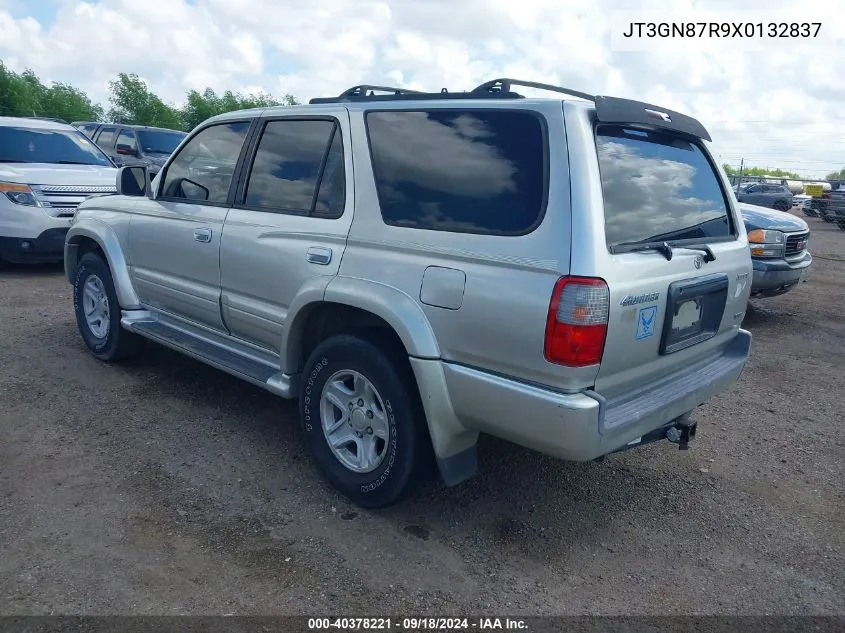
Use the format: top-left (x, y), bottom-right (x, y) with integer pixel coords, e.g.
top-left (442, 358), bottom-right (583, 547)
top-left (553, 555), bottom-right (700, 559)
top-left (0, 182), bottom-right (41, 207)
top-left (747, 229), bottom-right (784, 258)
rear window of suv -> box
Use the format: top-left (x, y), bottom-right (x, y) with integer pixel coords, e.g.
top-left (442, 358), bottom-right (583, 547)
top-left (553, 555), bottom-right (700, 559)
top-left (366, 109), bottom-right (546, 235)
top-left (596, 125), bottom-right (733, 248)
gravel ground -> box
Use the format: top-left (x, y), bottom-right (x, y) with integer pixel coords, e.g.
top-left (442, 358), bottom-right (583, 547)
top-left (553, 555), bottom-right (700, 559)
top-left (0, 212), bottom-right (843, 616)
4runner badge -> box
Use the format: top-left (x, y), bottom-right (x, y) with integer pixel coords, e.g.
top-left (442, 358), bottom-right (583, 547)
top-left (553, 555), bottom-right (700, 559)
top-left (620, 292), bottom-right (659, 307)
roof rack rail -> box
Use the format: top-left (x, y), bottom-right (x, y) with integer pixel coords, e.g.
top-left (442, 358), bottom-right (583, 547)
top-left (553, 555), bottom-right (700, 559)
top-left (471, 78), bottom-right (595, 102)
top-left (309, 83), bottom-right (524, 104)
top-left (341, 85), bottom-right (424, 97)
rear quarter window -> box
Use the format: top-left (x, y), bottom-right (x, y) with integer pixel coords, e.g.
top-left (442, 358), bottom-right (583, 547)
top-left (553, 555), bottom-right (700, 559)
top-left (596, 125), bottom-right (734, 247)
top-left (366, 109), bottom-right (547, 235)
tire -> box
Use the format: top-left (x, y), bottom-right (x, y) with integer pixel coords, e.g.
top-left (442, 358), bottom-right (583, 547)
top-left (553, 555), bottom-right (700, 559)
top-left (73, 252), bottom-right (144, 361)
top-left (773, 200), bottom-right (788, 211)
top-left (299, 334), bottom-right (430, 508)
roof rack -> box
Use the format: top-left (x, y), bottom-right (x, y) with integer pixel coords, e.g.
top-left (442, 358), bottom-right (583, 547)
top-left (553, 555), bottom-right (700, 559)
top-left (343, 85), bottom-right (424, 97)
top-left (309, 83), bottom-right (524, 104)
top-left (471, 78), bottom-right (595, 102)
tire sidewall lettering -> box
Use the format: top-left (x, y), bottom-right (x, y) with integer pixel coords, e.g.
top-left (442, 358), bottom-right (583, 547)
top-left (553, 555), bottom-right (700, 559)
top-left (302, 357), bottom-right (328, 432)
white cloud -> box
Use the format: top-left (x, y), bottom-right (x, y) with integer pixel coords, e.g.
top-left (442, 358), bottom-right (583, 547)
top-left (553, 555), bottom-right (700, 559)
top-left (1, 0), bottom-right (843, 176)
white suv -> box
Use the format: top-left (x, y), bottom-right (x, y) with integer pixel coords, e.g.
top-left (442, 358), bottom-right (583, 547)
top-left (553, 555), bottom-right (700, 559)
top-left (0, 117), bottom-right (117, 264)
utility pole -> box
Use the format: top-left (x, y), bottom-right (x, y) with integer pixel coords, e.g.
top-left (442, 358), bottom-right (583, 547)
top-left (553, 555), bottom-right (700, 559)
top-left (738, 158), bottom-right (744, 187)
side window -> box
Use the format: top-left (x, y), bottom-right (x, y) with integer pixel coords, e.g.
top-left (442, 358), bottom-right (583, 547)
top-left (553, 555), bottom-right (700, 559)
top-left (96, 126), bottom-right (117, 148)
top-left (366, 110), bottom-right (546, 235)
top-left (243, 119), bottom-right (344, 218)
top-left (116, 129), bottom-right (138, 153)
top-left (160, 121), bottom-right (251, 204)
top-left (82, 124), bottom-right (99, 137)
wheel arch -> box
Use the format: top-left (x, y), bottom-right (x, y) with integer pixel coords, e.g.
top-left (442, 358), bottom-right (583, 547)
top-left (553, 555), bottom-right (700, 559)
top-left (281, 276), bottom-right (441, 375)
top-left (65, 222), bottom-right (140, 308)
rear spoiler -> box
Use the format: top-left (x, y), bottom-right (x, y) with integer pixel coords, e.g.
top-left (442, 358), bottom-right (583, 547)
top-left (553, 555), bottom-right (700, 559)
top-left (594, 96), bottom-right (712, 142)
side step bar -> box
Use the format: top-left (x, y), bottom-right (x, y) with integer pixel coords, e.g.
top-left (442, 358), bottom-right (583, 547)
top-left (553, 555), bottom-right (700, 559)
top-left (121, 311), bottom-right (297, 399)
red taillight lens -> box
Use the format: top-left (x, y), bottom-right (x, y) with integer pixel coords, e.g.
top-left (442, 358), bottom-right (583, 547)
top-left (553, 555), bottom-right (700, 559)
top-left (544, 276), bottom-right (609, 367)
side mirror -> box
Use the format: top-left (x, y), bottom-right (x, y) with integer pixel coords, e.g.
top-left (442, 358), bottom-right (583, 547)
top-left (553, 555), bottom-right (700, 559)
top-left (116, 143), bottom-right (137, 156)
top-left (116, 165), bottom-right (149, 197)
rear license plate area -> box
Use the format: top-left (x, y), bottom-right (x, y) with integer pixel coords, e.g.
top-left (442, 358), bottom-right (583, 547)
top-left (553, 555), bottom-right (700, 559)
top-left (660, 273), bottom-right (729, 355)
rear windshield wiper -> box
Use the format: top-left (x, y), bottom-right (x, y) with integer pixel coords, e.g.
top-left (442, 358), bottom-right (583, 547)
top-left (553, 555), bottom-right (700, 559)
top-left (611, 241), bottom-right (717, 263)
top-left (611, 241), bottom-right (674, 261)
top-left (680, 244), bottom-right (716, 262)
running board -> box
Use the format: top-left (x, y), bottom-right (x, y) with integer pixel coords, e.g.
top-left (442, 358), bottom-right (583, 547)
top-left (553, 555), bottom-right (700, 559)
top-left (121, 310), bottom-right (297, 398)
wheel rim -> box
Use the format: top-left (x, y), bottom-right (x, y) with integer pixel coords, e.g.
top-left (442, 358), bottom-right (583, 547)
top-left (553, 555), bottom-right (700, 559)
top-left (82, 274), bottom-right (110, 339)
top-left (320, 369), bottom-right (390, 474)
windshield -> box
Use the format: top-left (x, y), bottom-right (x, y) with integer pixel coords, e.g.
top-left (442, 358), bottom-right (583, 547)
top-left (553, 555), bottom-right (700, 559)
top-left (596, 125), bottom-right (733, 247)
top-left (0, 126), bottom-right (113, 166)
top-left (137, 130), bottom-right (187, 155)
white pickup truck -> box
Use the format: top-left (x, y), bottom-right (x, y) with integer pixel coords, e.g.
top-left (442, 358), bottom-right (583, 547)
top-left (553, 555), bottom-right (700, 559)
top-left (0, 117), bottom-right (117, 264)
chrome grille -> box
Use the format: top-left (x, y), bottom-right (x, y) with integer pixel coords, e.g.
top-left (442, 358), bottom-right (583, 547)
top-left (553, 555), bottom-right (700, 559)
top-left (784, 232), bottom-right (809, 259)
top-left (30, 185), bottom-right (116, 217)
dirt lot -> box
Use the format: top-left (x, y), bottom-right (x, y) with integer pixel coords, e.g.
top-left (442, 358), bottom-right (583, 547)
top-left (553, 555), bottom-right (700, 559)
top-left (0, 212), bottom-right (843, 616)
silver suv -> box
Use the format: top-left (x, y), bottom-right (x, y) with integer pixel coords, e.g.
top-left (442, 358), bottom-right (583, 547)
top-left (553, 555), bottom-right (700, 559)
top-left (64, 79), bottom-right (753, 508)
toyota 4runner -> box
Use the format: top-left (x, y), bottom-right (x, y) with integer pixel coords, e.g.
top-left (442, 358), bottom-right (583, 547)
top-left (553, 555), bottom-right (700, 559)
top-left (64, 79), bottom-right (753, 507)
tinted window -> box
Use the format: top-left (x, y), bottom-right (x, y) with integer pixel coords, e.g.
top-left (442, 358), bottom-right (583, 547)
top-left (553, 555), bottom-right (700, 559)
top-left (96, 126), bottom-right (117, 148)
top-left (138, 129), bottom-right (187, 155)
top-left (0, 126), bottom-right (113, 166)
top-left (161, 121), bottom-right (250, 204)
top-left (366, 110), bottom-right (546, 234)
top-left (596, 126), bottom-right (732, 246)
top-left (244, 119), bottom-right (343, 216)
top-left (314, 129), bottom-right (345, 218)
top-left (116, 129), bottom-right (137, 153)
top-left (82, 124), bottom-right (99, 138)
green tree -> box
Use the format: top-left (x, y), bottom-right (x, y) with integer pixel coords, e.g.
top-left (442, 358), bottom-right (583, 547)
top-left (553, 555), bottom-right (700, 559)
top-left (824, 168), bottom-right (845, 181)
top-left (722, 164), bottom-right (803, 180)
top-left (40, 82), bottom-right (104, 123)
top-left (0, 62), bottom-right (102, 122)
top-left (181, 87), bottom-right (298, 131)
top-left (2, 61), bottom-right (299, 131)
top-left (106, 73), bottom-right (181, 129)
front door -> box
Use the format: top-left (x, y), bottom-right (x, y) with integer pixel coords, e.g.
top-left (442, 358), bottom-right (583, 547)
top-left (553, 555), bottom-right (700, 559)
top-left (128, 120), bottom-right (252, 332)
top-left (220, 113), bottom-right (352, 351)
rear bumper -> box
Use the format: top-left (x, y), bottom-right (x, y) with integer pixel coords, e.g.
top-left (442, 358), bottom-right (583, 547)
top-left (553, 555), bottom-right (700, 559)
top-left (439, 329), bottom-right (751, 462)
top-left (0, 228), bottom-right (69, 263)
top-left (751, 253), bottom-right (811, 295)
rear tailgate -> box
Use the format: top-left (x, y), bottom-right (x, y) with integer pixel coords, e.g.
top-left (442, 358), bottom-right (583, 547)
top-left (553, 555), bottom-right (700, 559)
top-left (564, 101), bottom-right (752, 402)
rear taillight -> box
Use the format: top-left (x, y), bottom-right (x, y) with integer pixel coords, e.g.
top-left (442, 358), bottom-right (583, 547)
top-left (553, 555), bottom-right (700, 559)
top-left (544, 276), bottom-right (609, 367)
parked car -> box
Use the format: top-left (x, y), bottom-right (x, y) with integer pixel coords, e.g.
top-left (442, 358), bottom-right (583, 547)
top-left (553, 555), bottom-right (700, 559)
top-left (71, 121), bottom-right (102, 138)
top-left (813, 188), bottom-right (845, 227)
top-left (65, 79), bottom-right (753, 507)
top-left (735, 182), bottom-right (794, 211)
top-left (793, 193), bottom-right (814, 216)
top-left (0, 117), bottom-right (117, 264)
top-left (89, 124), bottom-right (187, 177)
top-left (739, 202), bottom-right (812, 297)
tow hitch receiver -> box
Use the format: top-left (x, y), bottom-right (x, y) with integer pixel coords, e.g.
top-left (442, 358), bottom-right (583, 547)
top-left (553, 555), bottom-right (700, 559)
top-left (606, 416), bottom-right (698, 458)
top-left (666, 418), bottom-right (697, 450)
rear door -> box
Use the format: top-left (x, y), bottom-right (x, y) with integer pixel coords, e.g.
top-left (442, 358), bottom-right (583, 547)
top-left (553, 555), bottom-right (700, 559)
top-left (114, 128), bottom-right (141, 167)
top-left (219, 111), bottom-right (352, 352)
top-left (94, 125), bottom-right (118, 160)
top-left (576, 122), bottom-right (752, 399)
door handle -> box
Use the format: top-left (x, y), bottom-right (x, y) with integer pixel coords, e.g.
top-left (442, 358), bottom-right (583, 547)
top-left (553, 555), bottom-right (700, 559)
top-left (306, 246), bottom-right (332, 265)
top-left (193, 228), bottom-right (212, 243)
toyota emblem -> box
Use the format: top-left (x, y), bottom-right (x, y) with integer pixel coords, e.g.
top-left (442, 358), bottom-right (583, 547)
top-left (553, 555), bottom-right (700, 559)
top-left (694, 255), bottom-right (703, 269)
